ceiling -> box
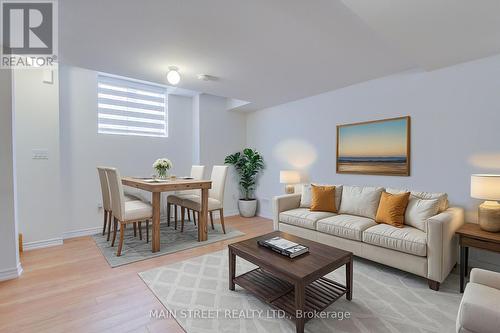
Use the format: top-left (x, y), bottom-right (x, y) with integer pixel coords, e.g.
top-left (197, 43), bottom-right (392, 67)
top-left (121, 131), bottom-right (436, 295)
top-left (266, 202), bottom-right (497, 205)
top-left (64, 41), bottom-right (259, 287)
top-left (59, 0), bottom-right (500, 111)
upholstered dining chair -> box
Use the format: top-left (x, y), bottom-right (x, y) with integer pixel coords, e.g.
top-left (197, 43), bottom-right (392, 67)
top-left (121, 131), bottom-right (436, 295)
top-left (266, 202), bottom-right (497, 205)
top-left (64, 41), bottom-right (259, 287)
top-left (106, 167), bottom-right (153, 256)
top-left (178, 165), bottom-right (228, 233)
top-left (97, 167), bottom-right (142, 241)
top-left (166, 165), bottom-right (205, 229)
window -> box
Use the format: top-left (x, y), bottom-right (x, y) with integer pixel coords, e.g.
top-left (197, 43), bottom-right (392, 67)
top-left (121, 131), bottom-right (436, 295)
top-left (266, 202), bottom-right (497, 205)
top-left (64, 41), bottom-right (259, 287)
top-left (97, 73), bottom-right (168, 138)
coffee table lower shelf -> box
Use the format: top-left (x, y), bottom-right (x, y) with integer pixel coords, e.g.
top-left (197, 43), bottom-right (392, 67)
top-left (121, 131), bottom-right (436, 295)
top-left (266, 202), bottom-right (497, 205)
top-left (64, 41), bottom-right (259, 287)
top-left (233, 268), bottom-right (347, 318)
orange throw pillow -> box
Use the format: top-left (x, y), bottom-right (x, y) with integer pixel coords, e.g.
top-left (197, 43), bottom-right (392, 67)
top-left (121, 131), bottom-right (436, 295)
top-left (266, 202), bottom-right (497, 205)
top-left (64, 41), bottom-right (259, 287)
top-left (375, 191), bottom-right (410, 227)
top-left (310, 185), bottom-right (337, 213)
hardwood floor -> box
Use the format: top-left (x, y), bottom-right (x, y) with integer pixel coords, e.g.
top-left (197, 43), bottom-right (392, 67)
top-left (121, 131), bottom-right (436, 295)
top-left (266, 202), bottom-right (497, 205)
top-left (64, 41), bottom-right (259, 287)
top-left (0, 216), bottom-right (273, 333)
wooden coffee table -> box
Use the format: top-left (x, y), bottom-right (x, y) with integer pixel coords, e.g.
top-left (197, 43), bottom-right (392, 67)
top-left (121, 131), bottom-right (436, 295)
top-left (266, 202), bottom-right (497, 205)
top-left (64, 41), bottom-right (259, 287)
top-left (228, 231), bottom-right (353, 333)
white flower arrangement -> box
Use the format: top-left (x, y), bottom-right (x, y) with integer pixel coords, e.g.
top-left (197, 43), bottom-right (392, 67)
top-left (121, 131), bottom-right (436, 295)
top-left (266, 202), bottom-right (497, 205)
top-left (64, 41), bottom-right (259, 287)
top-left (153, 158), bottom-right (172, 170)
top-left (153, 158), bottom-right (172, 178)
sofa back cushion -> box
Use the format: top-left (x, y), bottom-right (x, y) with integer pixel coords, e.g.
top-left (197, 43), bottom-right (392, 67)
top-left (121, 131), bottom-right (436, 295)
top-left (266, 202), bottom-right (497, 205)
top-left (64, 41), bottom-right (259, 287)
top-left (386, 188), bottom-right (448, 212)
top-left (386, 188), bottom-right (443, 231)
top-left (300, 184), bottom-right (342, 211)
top-left (339, 186), bottom-right (384, 219)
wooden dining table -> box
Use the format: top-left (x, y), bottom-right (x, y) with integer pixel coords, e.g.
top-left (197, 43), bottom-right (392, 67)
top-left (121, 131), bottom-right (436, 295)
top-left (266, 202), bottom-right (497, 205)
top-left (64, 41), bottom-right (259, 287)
top-left (122, 177), bottom-right (212, 252)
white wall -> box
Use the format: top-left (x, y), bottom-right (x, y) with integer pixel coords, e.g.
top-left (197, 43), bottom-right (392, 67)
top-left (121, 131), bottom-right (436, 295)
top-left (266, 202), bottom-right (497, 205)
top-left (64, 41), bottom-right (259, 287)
top-left (0, 69), bottom-right (22, 280)
top-left (247, 54), bottom-right (500, 269)
top-left (198, 94), bottom-right (247, 215)
top-left (13, 68), bottom-right (63, 247)
top-left (59, 65), bottom-right (194, 235)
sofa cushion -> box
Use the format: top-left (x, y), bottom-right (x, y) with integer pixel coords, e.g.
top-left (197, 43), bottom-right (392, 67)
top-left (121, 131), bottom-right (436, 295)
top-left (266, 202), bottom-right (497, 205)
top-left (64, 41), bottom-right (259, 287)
top-left (362, 224), bottom-right (427, 256)
top-left (279, 208), bottom-right (336, 230)
top-left (457, 282), bottom-right (500, 333)
top-left (339, 186), bottom-right (384, 219)
top-left (316, 214), bottom-right (377, 241)
top-left (300, 184), bottom-right (342, 211)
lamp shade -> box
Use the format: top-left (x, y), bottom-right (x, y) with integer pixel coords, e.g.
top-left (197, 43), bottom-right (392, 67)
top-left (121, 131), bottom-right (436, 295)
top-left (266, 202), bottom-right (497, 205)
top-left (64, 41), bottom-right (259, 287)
top-left (471, 174), bottom-right (500, 200)
top-left (280, 170), bottom-right (300, 184)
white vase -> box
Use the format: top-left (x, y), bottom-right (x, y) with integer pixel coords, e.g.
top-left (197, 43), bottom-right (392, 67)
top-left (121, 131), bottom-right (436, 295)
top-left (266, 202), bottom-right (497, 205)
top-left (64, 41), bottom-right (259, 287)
top-left (238, 199), bottom-right (257, 217)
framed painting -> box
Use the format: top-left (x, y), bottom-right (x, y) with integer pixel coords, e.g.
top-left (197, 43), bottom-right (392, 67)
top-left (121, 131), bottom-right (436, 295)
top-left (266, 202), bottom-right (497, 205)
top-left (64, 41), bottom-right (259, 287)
top-left (336, 116), bottom-right (410, 176)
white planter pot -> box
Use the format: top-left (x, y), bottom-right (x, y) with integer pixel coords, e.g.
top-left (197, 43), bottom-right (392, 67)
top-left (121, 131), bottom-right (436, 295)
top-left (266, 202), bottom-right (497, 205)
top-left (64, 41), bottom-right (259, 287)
top-left (238, 199), bottom-right (257, 217)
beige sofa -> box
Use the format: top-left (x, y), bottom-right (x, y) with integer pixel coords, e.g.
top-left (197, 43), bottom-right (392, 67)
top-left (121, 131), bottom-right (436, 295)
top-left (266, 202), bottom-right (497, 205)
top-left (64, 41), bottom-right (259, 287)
top-left (273, 185), bottom-right (464, 290)
top-left (457, 268), bottom-right (500, 333)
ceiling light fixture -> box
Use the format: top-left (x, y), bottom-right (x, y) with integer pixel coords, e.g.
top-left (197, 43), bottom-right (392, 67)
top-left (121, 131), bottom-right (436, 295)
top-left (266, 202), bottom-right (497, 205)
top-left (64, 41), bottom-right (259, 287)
top-left (197, 74), bottom-right (218, 81)
top-left (166, 66), bottom-right (181, 85)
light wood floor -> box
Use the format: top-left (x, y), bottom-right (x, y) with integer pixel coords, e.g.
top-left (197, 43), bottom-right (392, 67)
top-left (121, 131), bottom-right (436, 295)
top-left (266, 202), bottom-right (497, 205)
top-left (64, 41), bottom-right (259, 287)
top-left (0, 216), bottom-right (273, 333)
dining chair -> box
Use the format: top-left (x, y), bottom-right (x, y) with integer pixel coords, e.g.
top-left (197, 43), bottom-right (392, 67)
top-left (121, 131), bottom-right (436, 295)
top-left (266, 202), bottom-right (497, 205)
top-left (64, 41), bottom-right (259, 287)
top-left (106, 167), bottom-right (153, 256)
top-left (179, 165), bottom-right (228, 233)
top-left (166, 165), bottom-right (205, 229)
top-left (97, 167), bottom-right (143, 241)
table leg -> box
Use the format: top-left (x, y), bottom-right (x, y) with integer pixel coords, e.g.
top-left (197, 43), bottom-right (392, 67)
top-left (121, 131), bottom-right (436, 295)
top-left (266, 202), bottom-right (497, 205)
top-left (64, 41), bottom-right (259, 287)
top-left (229, 248), bottom-right (235, 291)
top-left (295, 282), bottom-right (305, 333)
top-left (346, 257), bottom-right (353, 300)
top-left (198, 188), bottom-right (208, 241)
top-left (152, 192), bottom-right (161, 253)
top-left (464, 246), bottom-right (469, 277)
top-left (460, 245), bottom-right (465, 293)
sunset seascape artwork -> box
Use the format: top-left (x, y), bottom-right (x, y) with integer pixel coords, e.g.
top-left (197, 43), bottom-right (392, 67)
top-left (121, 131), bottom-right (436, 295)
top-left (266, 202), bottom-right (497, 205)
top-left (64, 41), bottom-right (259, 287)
top-left (337, 117), bottom-right (410, 176)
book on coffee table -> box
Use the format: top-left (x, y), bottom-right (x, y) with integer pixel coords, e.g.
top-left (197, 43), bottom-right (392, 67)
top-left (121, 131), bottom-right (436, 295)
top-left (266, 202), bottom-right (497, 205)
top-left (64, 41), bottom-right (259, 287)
top-left (258, 236), bottom-right (309, 258)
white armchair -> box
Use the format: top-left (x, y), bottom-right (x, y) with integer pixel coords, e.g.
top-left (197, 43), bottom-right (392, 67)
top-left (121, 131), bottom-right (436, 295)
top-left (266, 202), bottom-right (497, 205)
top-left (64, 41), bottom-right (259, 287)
top-left (457, 268), bottom-right (500, 333)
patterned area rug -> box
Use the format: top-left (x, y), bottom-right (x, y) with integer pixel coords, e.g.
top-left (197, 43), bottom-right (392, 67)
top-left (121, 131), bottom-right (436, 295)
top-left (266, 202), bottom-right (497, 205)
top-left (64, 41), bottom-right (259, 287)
top-left (93, 221), bottom-right (244, 267)
top-left (139, 249), bottom-right (462, 333)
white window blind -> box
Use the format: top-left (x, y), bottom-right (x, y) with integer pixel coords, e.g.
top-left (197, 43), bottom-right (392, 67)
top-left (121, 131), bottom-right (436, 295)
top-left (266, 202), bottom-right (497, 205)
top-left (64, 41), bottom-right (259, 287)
top-left (97, 74), bottom-right (168, 138)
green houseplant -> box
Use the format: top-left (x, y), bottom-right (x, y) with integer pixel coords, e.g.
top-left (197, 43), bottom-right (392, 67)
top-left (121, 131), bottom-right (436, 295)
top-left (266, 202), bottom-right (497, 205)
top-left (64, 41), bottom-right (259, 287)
top-left (225, 148), bottom-right (264, 217)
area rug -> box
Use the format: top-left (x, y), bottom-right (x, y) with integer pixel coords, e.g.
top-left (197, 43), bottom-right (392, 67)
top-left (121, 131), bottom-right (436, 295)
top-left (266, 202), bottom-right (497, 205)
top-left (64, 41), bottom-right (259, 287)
top-left (93, 221), bottom-right (244, 267)
top-left (139, 249), bottom-right (462, 333)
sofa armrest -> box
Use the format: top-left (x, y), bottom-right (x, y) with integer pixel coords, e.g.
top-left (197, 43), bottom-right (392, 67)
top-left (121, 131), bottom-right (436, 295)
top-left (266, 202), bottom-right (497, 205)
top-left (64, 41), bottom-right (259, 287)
top-left (272, 194), bottom-right (301, 230)
top-left (426, 207), bottom-right (464, 282)
top-left (470, 268), bottom-right (500, 290)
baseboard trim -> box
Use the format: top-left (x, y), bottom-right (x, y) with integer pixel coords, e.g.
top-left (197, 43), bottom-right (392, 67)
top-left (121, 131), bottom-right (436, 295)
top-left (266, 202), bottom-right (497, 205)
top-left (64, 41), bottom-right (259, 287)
top-left (63, 227), bottom-right (101, 239)
top-left (223, 209), bottom-right (239, 217)
top-left (0, 262), bottom-right (23, 281)
top-left (23, 237), bottom-right (63, 251)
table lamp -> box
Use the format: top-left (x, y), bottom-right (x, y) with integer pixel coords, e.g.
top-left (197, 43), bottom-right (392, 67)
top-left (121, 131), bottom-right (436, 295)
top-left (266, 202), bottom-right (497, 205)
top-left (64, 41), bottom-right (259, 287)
top-left (280, 170), bottom-right (300, 194)
top-left (471, 174), bottom-right (500, 232)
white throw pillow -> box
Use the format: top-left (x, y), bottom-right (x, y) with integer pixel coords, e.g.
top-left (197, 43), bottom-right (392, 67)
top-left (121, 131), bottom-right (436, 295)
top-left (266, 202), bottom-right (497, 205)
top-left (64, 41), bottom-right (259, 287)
top-left (386, 188), bottom-right (448, 212)
top-left (339, 186), bottom-right (384, 219)
top-left (300, 184), bottom-right (343, 211)
top-left (300, 184), bottom-right (312, 208)
top-left (404, 197), bottom-right (440, 232)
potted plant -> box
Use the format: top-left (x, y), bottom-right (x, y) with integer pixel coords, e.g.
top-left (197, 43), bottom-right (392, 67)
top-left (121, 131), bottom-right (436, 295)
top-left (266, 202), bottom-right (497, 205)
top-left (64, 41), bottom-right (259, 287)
top-left (153, 158), bottom-right (172, 179)
top-left (225, 148), bottom-right (264, 217)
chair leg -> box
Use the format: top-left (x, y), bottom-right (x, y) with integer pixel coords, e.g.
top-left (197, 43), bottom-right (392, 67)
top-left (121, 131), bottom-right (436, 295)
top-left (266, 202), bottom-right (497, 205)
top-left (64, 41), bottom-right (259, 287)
top-left (188, 209), bottom-right (191, 222)
top-left (174, 205), bottom-right (178, 230)
top-left (220, 209), bottom-right (226, 234)
top-left (107, 211), bottom-right (113, 241)
top-left (181, 207), bottom-right (185, 232)
top-left (146, 221), bottom-right (149, 243)
top-left (133, 223), bottom-right (137, 237)
top-left (117, 223), bottom-right (125, 256)
top-left (102, 210), bottom-right (108, 235)
top-left (209, 211), bottom-right (215, 230)
top-left (111, 218), bottom-right (118, 246)
top-left (167, 203), bottom-right (171, 227)
top-left (138, 221), bottom-right (143, 240)
top-left (193, 211), bottom-right (197, 226)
